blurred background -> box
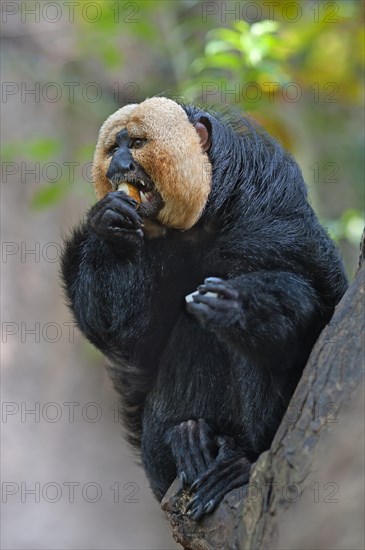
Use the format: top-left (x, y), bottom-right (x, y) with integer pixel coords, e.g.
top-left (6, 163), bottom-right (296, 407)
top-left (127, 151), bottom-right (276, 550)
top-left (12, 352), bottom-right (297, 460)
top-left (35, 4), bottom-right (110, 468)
top-left (1, 1), bottom-right (364, 549)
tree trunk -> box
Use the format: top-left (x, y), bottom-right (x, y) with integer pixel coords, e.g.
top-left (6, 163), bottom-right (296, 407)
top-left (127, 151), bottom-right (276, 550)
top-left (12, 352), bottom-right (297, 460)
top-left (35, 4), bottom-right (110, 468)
top-left (162, 234), bottom-right (365, 550)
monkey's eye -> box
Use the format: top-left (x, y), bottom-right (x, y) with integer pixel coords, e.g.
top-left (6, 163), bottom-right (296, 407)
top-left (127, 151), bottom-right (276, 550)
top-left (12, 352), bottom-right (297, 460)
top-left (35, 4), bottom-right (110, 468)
top-left (108, 145), bottom-right (119, 156)
top-left (130, 138), bottom-right (144, 149)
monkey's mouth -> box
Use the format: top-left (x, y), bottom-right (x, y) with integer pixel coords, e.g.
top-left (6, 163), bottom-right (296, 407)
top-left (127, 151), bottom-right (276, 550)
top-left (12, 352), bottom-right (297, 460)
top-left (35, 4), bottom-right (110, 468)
top-left (109, 173), bottom-right (164, 217)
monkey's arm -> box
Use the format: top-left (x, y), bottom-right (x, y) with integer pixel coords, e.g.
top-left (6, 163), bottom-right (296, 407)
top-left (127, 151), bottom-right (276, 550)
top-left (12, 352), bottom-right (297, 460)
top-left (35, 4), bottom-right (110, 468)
top-left (61, 193), bottom-right (153, 358)
top-left (186, 271), bottom-right (321, 370)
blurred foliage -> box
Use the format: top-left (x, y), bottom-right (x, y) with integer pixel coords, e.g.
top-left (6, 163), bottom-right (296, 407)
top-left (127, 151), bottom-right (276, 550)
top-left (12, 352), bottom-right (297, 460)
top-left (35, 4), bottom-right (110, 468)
top-left (186, 1), bottom-right (363, 106)
top-left (326, 210), bottom-right (365, 247)
top-left (30, 181), bottom-right (70, 210)
top-left (2, 138), bottom-right (61, 163)
top-left (4, 0), bottom-right (364, 273)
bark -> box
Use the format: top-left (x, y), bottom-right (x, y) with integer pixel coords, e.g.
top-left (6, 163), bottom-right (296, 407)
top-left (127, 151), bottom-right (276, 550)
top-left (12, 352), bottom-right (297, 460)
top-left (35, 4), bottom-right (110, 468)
top-left (162, 234), bottom-right (365, 550)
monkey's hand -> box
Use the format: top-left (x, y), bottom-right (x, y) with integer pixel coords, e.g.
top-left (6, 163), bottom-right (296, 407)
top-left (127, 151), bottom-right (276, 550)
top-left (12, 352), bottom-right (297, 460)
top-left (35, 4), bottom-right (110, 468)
top-left (186, 277), bottom-right (241, 329)
top-left (88, 191), bottom-right (144, 244)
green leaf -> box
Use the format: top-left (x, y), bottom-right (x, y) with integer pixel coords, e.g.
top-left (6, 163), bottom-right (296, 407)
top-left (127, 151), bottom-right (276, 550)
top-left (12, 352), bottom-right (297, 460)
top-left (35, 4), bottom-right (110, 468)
top-left (1, 139), bottom-right (62, 162)
top-left (341, 210), bottom-right (365, 245)
top-left (205, 40), bottom-right (237, 56)
top-left (250, 21), bottom-right (279, 36)
top-left (27, 139), bottom-right (61, 160)
top-left (233, 21), bottom-right (250, 34)
top-left (207, 29), bottom-right (242, 50)
top-left (31, 183), bottom-right (69, 210)
top-left (192, 53), bottom-right (242, 73)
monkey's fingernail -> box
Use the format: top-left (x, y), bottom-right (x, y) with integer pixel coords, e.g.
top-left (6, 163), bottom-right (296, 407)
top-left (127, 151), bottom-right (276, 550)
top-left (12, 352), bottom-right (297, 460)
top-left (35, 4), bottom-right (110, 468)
top-left (188, 483), bottom-right (199, 496)
top-left (190, 505), bottom-right (204, 520)
top-left (186, 496), bottom-right (197, 511)
top-left (205, 277), bottom-right (223, 284)
top-left (204, 500), bottom-right (215, 514)
top-left (198, 290), bottom-right (219, 299)
top-left (179, 471), bottom-right (187, 484)
top-left (185, 291), bottom-right (199, 303)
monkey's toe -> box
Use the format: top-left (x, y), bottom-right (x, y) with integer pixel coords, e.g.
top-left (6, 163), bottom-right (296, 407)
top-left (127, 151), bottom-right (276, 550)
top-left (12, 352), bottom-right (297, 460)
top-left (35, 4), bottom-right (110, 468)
top-left (167, 419), bottom-right (216, 486)
top-left (186, 454), bottom-right (251, 521)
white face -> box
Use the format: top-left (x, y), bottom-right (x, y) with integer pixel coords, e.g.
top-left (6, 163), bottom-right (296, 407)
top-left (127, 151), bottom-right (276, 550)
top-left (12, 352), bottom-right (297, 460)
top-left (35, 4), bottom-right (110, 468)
top-left (92, 97), bottom-right (212, 230)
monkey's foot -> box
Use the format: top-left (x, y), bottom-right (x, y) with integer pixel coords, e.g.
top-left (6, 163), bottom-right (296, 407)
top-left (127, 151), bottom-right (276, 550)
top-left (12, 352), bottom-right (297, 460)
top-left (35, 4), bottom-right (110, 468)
top-left (186, 454), bottom-right (251, 521)
top-left (186, 277), bottom-right (241, 328)
top-left (167, 419), bottom-right (216, 486)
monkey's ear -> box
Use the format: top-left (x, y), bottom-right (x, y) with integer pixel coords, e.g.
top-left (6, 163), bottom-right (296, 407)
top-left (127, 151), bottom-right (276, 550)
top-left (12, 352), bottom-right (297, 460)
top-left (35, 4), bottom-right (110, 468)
top-left (194, 116), bottom-right (212, 153)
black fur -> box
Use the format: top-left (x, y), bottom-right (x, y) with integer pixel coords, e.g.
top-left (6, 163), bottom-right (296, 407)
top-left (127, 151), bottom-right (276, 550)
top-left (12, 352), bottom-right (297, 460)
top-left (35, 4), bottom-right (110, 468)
top-left (61, 103), bottom-right (348, 520)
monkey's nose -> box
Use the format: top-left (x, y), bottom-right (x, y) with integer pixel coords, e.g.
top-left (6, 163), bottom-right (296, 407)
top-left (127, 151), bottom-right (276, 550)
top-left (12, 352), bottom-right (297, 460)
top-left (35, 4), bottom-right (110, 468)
top-left (118, 160), bottom-right (136, 172)
top-left (106, 156), bottom-right (136, 180)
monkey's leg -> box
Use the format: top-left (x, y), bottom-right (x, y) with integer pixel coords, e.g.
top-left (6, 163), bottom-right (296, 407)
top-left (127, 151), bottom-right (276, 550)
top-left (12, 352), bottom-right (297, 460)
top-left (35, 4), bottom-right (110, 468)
top-left (167, 419), bottom-right (217, 486)
top-left (186, 272), bottom-right (320, 368)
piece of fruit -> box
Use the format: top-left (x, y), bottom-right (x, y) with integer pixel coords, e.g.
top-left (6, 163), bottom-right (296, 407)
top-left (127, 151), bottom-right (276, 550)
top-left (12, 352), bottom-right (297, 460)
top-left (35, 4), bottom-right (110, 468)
top-left (118, 182), bottom-right (141, 202)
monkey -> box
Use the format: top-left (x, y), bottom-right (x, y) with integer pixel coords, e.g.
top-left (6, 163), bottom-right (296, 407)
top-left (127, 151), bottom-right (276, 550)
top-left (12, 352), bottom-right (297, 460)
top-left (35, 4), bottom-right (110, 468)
top-left (61, 97), bottom-right (348, 520)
